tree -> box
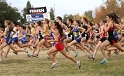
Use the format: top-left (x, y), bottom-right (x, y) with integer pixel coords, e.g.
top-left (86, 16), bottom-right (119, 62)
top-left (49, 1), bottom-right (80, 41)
top-left (63, 14), bottom-right (74, 22)
top-left (84, 10), bottom-right (93, 22)
top-left (94, 6), bottom-right (106, 22)
top-left (63, 14), bottom-right (68, 21)
top-left (73, 13), bottom-right (81, 20)
top-left (67, 14), bottom-right (74, 20)
top-left (119, 0), bottom-right (124, 18)
top-left (23, 1), bottom-right (31, 22)
top-left (50, 7), bottom-right (55, 20)
top-left (94, 0), bottom-right (122, 22)
top-left (0, 1), bottom-right (21, 28)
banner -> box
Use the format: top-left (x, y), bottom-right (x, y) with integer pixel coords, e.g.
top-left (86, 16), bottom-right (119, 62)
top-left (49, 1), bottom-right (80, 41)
top-left (43, 13), bottom-right (50, 20)
top-left (26, 14), bottom-right (32, 22)
top-left (26, 7), bottom-right (50, 22)
top-left (26, 14), bottom-right (44, 22)
top-left (28, 7), bottom-right (47, 14)
top-left (31, 14), bottom-right (44, 21)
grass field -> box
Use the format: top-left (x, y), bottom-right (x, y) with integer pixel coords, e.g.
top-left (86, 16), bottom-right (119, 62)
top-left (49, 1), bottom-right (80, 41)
top-left (0, 48), bottom-right (124, 76)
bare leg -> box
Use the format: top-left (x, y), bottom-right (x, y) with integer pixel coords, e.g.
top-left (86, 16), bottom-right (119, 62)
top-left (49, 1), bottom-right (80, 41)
top-left (4, 46), bottom-right (10, 57)
top-left (35, 39), bottom-right (45, 55)
top-left (17, 41), bottom-right (30, 48)
top-left (60, 50), bottom-right (77, 63)
top-left (47, 46), bottom-right (58, 63)
top-left (75, 44), bottom-right (85, 52)
top-left (32, 39), bottom-right (39, 55)
top-left (60, 49), bottom-right (81, 69)
top-left (52, 51), bottom-right (58, 63)
top-left (100, 40), bottom-right (110, 60)
top-left (114, 43), bottom-right (124, 52)
top-left (0, 43), bottom-right (7, 60)
top-left (79, 42), bottom-right (92, 55)
top-left (93, 41), bottom-right (102, 58)
top-left (9, 44), bottom-right (27, 52)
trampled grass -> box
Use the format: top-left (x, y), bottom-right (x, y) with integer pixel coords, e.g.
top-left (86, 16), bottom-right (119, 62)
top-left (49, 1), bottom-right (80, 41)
top-left (0, 49), bottom-right (124, 76)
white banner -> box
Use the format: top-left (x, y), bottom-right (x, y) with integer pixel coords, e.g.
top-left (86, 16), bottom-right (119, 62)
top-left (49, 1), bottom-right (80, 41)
top-left (26, 14), bottom-right (32, 22)
top-left (43, 12), bottom-right (50, 20)
top-left (26, 13), bottom-right (51, 22)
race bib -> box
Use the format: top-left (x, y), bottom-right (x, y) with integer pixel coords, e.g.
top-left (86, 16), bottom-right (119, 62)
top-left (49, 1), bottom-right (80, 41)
top-left (74, 32), bottom-right (78, 36)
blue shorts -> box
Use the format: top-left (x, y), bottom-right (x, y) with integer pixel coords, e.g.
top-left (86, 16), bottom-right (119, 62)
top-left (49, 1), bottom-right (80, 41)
top-left (114, 33), bottom-right (119, 41)
top-left (6, 38), bottom-right (12, 45)
top-left (52, 43), bottom-right (56, 46)
top-left (75, 36), bottom-right (81, 43)
top-left (12, 37), bottom-right (18, 43)
top-left (20, 37), bottom-right (28, 44)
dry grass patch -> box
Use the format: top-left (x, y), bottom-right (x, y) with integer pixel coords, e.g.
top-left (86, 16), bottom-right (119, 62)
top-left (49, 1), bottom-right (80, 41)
top-left (0, 49), bottom-right (123, 76)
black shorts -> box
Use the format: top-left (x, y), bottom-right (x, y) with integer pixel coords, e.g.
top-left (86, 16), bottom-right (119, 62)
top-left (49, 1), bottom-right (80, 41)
top-left (68, 34), bottom-right (74, 40)
top-left (81, 33), bottom-right (89, 40)
top-left (100, 37), bottom-right (106, 43)
top-left (108, 36), bottom-right (117, 44)
top-left (96, 36), bottom-right (100, 38)
top-left (39, 36), bottom-right (43, 41)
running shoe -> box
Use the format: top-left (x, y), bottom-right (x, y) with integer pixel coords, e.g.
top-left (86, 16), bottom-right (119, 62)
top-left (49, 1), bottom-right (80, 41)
top-left (32, 54), bottom-right (38, 58)
top-left (47, 56), bottom-right (50, 59)
top-left (2, 51), bottom-right (6, 57)
top-left (88, 56), bottom-right (94, 61)
top-left (26, 51), bottom-right (28, 53)
top-left (100, 59), bottom-right (108, 64)
top-left (13, 51), bottom-right (18, 55)
top-left (24, 47), bottom-right (26, 50)
top-left (77, 61), bottom-right (81, 69)
top-left (74, 52), bottom-right (79, 57)
top-left (106, 56), bottom-right (110, 59)
top-left (67, 52), bottom-right (69, 54)
top-left (88, 44), bottom-right (91, 49)
top-left (84, 50), bottom-right (88, 57)
top-left (27, 54), bottom-right (33, 58)
top-left (0, 59), bottom-right (2, 61)
top-left (3, 51), bottom-right (6, 55)
top-left (50, 63), bottom-right (57, 69)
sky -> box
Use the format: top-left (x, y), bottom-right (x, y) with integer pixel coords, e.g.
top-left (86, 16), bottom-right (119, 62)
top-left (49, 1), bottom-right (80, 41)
top-left (7, 0), bottom-right (105, 17)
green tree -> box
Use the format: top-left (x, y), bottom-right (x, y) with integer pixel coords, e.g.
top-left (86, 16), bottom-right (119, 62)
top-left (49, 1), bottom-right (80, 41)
top-left (50, 7), bottom-right (55, 20)
top-left (84, 10), bottom-right (93, 22)
top-left (63, 14), bottom-right (74, 21)
top-left (0, 0), bottom-right (21, 28)
top-left (68, 14), bottom-right (74, 19)
top-left (63, 14), bottom-right (68, 21)
top-left (23, 1), bottom-right (31, 22)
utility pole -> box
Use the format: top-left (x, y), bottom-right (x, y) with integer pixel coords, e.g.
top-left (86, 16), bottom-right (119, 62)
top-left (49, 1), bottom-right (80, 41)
top-left (53, 4), bottom-right (55, 20)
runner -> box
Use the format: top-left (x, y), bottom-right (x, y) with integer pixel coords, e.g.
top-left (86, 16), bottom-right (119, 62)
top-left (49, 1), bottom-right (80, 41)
top-left (0, 20), bottom-right (29, 61)
top-left (99, 13), bottom-right (124, 64)
top-left (47, 21), bottom-right (81, 69)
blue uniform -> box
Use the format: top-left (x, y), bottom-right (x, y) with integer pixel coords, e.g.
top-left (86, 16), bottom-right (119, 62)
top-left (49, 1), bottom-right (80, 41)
top-left (12, 27), bottom-right (19, 43)
top-left (113, 32), bottom-right (119, 41)
top-left (6, 28), bottom-right (12, 45)
top-left (20, 37), bottom-right (27, 44)
top-left (50, 30), bottom-right (56, 46)
top-left (73, 26), bottom-right (81, 43)
top-left (12, 37), bottom-right (18, 43)
top-left (20, 31), bottom-right (28, 44)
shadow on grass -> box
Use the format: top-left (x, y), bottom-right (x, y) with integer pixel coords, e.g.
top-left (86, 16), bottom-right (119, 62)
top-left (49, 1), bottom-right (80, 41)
top-left (0, 59), bottom-right (29, 64)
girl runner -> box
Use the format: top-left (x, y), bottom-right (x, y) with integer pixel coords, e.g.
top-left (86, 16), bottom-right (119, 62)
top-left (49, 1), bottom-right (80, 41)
top-left (47, 22), bottom-right (81, 69)
top-left (63, 18), bottom-right (79, 57)
top-left (89, 20), bottom-right (107, 60)
top-left (67, 20), bottom-right (92, 56)
top-left (0, 20), bottom-right (29, 61)
top-left (99, 13), bottom-right (124, 64)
